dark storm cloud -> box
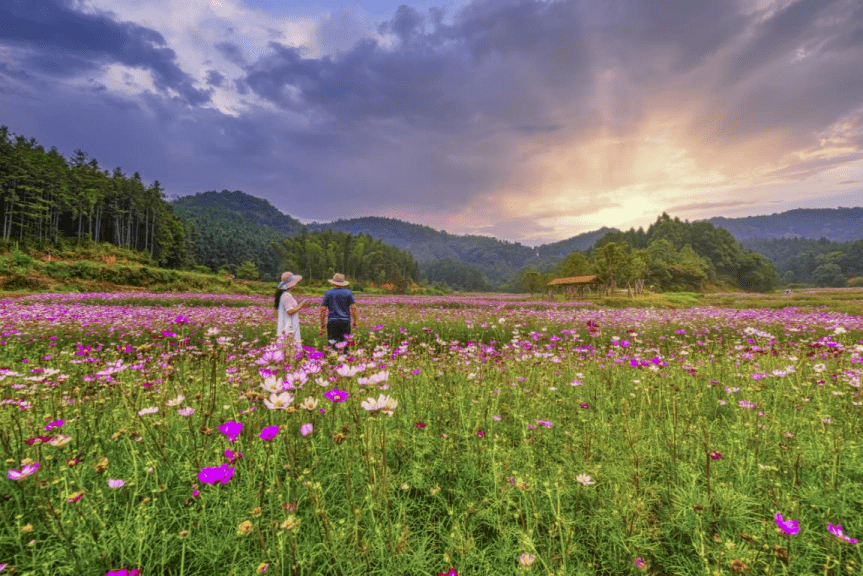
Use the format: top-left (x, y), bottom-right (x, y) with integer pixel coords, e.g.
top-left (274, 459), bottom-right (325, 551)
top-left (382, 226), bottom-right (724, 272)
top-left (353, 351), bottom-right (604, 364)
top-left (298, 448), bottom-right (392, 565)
top-left (215, 41), bottom-right (247, 65)
top-left (0, 0), bottom-right (211, 104)
top-left (243, 0), bottom-right (590, 130)
top-left (3, 0), bottom-right (862, 242)
top-left (205, 70), bottom-right (226, 87)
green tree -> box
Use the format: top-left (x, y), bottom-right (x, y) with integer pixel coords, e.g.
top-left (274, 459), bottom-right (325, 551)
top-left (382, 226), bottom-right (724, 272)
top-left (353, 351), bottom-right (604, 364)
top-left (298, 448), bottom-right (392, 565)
top-left (236, 260), bottom-right (261, 280)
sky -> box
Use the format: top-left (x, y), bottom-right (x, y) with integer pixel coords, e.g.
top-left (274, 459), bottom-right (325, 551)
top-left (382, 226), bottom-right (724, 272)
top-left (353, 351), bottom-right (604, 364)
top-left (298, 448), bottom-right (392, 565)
top-left (1, 0), bottom-right (862, 246)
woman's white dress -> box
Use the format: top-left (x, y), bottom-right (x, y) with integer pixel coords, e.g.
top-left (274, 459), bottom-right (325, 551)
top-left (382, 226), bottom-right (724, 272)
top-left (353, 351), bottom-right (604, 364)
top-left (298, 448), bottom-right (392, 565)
top-left (277, 291), bottom-right (302, 346)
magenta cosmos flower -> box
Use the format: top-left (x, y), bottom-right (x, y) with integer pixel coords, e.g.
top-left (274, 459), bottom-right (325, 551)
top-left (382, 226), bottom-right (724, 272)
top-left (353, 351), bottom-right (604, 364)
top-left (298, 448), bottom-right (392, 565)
top-left (324, 388), bottom-right (349, 402)
top-left (259, 425), bottom-right (280, 441)
top-left (775, 512), bottom-right (799, 535)
top-left (438, 569), bottom-right (458, 576)
top-left (198, 463), bottom-right (235, 485)
top-left (828, 523), bottom-right (859, 543)
top-left (105, 569), bottom-right (141, 576)
top-left (219, 420), bottom-right (243, 442)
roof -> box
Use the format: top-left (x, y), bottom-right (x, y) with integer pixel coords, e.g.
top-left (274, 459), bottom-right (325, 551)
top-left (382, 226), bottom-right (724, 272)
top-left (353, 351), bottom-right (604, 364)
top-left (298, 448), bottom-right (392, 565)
top-left (546, 275), bottom-right (601, 286)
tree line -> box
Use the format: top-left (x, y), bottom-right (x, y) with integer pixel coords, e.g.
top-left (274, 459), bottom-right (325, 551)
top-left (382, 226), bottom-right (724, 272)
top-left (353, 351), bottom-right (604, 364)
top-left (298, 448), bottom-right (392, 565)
top-left (0, 128), bottom-right (420, 289)
top-left (520, 214), bottom-right (781, 294)
top-left (0, 126), bottom-right (189, 267)
top-left (741, 237), bottom-right (863, 287)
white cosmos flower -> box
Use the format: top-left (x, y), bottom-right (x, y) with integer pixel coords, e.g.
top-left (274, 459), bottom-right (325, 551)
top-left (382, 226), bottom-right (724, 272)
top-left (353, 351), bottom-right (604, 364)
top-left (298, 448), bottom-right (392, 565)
top-left (361, 394), bottom-right (397, 416)
top-left (576, 474), bottom-right (595, 486)
top-left (49, 434), bottom-right (72, 447)
top-left (261, 377), bottom-right (281, 393)
top-left (264, 391), bottom-right (294, 410)
top-left (300, 397), bottom-right (319, 411)
top-left (166, 394), bottom-right (185, 407)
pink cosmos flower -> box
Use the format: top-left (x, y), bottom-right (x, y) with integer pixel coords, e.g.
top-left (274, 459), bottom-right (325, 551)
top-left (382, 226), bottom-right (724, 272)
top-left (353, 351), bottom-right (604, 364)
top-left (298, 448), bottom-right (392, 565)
top-left (634, 557), bottom-right (647, 570)
top-left (107, 479), bottom-right (125, 489)
top-left (259, 425), bottom-right (279, 441)
top-left (105, 569), bottom-right (141, 576)
top-left (219, 420), bottom-right (243, 442)
top-left (7, 462), bottom-right (39, 480)
top-left (438, 569), bottom-right (458, 576)
top-left (775, 512), bottom-right (799, 535)
top-left (45, 419), bottom-right (65, 431)
top-left (827, 523), bottom-right (859, 543)
top-left (300, 423), bottom-right (313, 437)
top-left (519, 553), bottom-right (536, 567)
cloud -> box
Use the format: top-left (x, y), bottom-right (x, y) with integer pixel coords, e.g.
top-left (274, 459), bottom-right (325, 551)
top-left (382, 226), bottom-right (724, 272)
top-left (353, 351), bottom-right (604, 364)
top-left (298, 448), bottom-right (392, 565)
top-left (2, 0), bottom-right (862, 244)
top-left (0, 0), bottom-right (211, 104)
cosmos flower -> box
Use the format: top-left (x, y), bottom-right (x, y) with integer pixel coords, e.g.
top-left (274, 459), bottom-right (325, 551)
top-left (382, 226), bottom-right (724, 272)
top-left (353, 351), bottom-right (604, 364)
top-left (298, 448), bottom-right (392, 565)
top-left (104, 569), bottom-right (142, 576)
top-left (198, 463), bottom-right (235, 485)
top-left (827, 523), bottom-right (859, 543)
top-left (107, 479), bottom-right (125, 489)
top-left (7, 462), bottom-right (39, 480)
top-left (300, 423), bottom-right (313, 437)
top-left (219, 421), bottom-right (243, 442)
top-left (264, 391), bottom-right (294, 410)
top-left (519, 553), bottom-right (536, 567)
top-left (576, 474), bottom-right (595, 486)
top-left (775, 512), bottom-right (799, 535)
top-left (324, 388), bottom-right (349, 402)
top-left (259, 425), bottom-right (279, 441)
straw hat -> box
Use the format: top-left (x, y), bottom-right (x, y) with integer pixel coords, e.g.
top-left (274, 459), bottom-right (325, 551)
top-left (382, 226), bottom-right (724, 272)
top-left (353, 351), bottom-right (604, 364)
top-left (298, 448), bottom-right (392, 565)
top-left (327, 273), bottom-right (349, 286)
top-left (280, 271), bottom-right (302, 289)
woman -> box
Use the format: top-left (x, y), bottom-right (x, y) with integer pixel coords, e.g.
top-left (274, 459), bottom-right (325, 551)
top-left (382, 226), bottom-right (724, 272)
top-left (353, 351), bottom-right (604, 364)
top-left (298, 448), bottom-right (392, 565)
top-left (275, 271), bottom-right (307, 348)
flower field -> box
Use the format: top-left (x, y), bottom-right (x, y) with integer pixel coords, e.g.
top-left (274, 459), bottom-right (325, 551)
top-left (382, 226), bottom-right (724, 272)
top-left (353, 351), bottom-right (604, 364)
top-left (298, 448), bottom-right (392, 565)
top-left (1, 292), bottom-right (862, 575)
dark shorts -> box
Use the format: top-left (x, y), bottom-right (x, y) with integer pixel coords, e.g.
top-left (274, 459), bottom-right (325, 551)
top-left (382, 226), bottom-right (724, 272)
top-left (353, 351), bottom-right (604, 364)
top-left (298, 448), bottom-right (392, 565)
top-left (327, 321), bottom-right (352, 346)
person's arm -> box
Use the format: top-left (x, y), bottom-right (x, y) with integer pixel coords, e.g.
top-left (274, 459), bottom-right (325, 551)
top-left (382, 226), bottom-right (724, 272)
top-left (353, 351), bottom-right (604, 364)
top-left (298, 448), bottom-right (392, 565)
top-left (286, 300), bottom-right (305, 315)
top-left (350, 303), bottom-right (358, 328)
top-left (319, 306), bottom-right (327, 334)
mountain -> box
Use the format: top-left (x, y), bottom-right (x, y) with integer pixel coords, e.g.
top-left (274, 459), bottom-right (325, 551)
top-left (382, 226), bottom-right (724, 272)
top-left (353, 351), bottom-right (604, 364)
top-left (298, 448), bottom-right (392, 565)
top-left (308, 216), bottom-right (616, 286)
top-left (171, 192), bottom-right (616, 288)
top-left (707, 207), bottom-right (863, 243)
top-left (172, 190), bottom-right (305, 235)
top-left (172, 190), bottom-right (305, 277)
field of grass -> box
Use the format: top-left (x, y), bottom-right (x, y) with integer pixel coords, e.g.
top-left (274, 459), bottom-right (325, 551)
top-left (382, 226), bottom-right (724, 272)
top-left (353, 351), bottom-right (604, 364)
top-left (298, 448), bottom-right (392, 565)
top-left (1, 291), bottom-right (862, 575)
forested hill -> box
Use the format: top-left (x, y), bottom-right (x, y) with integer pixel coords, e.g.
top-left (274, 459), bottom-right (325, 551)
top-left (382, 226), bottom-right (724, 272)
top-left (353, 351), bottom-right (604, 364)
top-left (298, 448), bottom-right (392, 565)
top-left (707, 207), bottom-right (863, 242)
top-left (172, 190), bottom-right (304, 235)
top-left (309, 216), bottom-right (616, 286)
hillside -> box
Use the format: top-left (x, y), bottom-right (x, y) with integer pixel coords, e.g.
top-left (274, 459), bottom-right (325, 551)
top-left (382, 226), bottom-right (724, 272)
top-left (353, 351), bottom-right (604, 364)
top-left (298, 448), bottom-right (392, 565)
top-left (309, 216), bottom-right (615, 286)
top-left (707, 207), bottom-right (863, 242)
top-left (172, 190), bottom-right (305, 235)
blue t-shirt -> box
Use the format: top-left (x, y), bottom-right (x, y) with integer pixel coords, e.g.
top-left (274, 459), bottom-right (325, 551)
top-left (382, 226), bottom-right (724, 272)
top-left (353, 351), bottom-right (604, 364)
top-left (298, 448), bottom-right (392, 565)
top-left (321, 287), bottom-right (355, 323)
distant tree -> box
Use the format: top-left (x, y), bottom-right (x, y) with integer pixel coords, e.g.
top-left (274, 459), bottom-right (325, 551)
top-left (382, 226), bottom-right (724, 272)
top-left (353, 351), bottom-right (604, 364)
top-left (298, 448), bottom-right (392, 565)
top-left (556, 251), bottom-right (592, 278)
top-left (236, 260), bottom-right (261, 280)
top-left (812, 263), bottom-right (846, 287)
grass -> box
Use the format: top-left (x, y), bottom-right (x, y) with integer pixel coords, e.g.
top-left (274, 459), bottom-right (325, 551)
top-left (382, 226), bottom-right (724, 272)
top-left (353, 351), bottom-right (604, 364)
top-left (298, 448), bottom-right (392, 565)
top-left (0, 293), bottom-right (862, 574)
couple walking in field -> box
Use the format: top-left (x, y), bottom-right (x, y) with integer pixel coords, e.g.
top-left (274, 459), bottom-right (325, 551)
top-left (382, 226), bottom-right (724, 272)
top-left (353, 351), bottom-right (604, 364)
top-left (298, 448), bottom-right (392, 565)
top-left (275, 271), bottom-right (358, 349)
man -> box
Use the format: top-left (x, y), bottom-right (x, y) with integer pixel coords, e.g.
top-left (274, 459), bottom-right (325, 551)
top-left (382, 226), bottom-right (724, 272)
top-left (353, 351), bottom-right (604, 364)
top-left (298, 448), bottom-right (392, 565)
top-left (319, 273), bottom-right (358, 347)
